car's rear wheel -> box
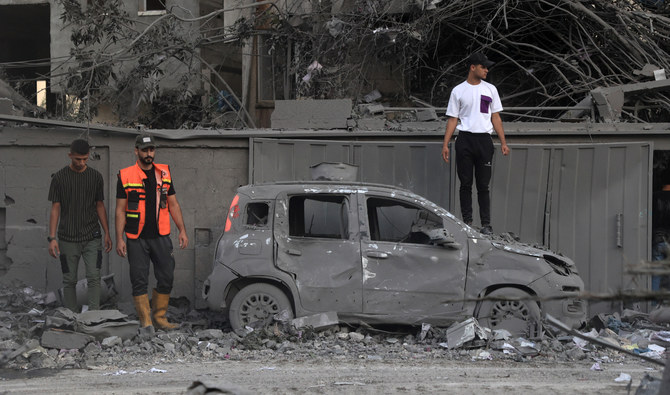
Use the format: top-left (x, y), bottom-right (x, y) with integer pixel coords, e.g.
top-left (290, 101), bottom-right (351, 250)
top-left (477, 288), bottom-right (542, 339)
top-left (229, 283), bottom-right (293, 334)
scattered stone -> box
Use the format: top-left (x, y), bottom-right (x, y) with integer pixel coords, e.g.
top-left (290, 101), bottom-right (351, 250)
top-left (196, 329), bottom-right (224, 340)
top-left (102, 336), bottom-right (123, 348)
top-left (415, 108), bottom-right (437, 121)
top-left (292, 312), bottom-right (339, 330)
top-left (566, 346), bottom-right (586, 360)
top-left (349, 333), bottom-right (365, 342)
top-left (137, 325), bottom-right (155, 341)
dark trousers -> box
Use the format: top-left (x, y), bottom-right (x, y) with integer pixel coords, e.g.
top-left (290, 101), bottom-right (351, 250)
top-left (127, 236), bottom-right (175, 296)
top-left (455, 131), bottom-right (494, 225)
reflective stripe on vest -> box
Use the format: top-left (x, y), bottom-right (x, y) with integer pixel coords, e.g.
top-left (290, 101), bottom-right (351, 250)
top-left (119, 162), bottom-right (172, 239)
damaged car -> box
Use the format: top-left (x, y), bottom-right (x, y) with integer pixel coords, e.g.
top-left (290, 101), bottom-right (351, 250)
top-left (202, 182), bottom-right (586, 337)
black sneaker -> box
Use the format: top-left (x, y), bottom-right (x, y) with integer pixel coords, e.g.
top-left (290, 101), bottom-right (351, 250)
top-left (480, 225), bottom-right (493, 235)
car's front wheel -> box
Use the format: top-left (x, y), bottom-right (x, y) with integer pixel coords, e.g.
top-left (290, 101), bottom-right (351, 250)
top-left (476, 288), bottom-right (542, 339)
top-left (228, 283), bottom-right (293, 334)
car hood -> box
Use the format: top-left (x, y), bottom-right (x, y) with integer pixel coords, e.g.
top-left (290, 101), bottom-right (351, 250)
top-left (487, 233), bottom-right (577, 270)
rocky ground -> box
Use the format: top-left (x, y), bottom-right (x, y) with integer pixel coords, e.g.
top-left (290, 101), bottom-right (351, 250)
top-left (0, 284), bottom-right (668, 394)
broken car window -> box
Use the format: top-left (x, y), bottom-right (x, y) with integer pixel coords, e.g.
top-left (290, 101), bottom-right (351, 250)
top-left (288, 195), bottom-right (348, 239)
top-left (246, 202), bottom-right (269, 227)
top-left (367, 197), bottom-right (442, 245)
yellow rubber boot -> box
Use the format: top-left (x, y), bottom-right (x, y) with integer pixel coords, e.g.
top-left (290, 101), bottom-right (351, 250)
top-left (151, 289), bottom-right (178, 330)
top-left (133, 294), bottom-right (153, 328)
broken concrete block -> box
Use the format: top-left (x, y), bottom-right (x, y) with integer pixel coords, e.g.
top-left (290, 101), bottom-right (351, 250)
top-left (291, 311), bottom-right (339, 330)
top-left (650, 306), bottom-right (670, 324)
top-left (446, 317), bottom-right (489, 349)
top-left (137, 325), bottom-right (155, 341)
top-left (357, 118), bottom-right (386, 130)
top-left (6, 339), bottom-right (41, 361)
top-left (363, 89), bottom-right (382, 103)
top-left (358, 103), bottom-right (385, 115)
top-left (349, 332), bottom-right (365, 342)
top-left (196, 329), bottom-right (224, 340)
top-left (415, 108), bottom-right (437, 121)
top-left (41, 329), bottom-right (94, 350)
top-left (101, 336), bottom-right (122, 348)
top-left (271, 99), bottom-right (352, 130)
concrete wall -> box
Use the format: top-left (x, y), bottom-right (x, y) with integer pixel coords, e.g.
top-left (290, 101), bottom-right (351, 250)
top-left (0, 125), bottom-right (248, 308)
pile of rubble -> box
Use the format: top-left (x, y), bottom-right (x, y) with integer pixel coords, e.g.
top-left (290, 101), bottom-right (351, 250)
top-left (0, 283), bottom-right (668, 389)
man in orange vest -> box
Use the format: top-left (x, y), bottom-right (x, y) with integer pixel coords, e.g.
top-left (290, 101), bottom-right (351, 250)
top-left (115, 134), bottom-right (188, 330)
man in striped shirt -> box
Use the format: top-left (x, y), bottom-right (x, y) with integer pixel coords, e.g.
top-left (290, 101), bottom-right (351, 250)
top-left (48, 139), bottom-right (113, 312)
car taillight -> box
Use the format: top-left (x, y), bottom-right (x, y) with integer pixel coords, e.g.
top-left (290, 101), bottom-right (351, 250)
top-left (224, 194), bottom-right (240, 232)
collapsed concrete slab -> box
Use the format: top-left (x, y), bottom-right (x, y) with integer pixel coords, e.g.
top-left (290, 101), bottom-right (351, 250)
top-left (41, 329), bottom-right (95, 350)
top-left (271, 99), bottom-right (352, 129)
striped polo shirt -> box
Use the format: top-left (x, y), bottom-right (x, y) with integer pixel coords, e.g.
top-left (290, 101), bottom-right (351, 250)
top-left (48, 166), bottom-right (104, 242)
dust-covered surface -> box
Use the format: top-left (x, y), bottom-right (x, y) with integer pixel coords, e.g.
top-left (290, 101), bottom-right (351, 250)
top-left (0, 283), bottom-right (667, 394)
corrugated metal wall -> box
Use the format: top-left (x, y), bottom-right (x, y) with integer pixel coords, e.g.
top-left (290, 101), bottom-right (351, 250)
top-left (491, 143), bottom-right (652, 313)
top-left (252, 138), bottom-right (653, 314)
top-left (251, 138), bottom-right (452, 210)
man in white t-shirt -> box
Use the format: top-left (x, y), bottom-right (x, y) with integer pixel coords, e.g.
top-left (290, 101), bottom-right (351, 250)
top-left (441, 52), bottom-right (510, 235)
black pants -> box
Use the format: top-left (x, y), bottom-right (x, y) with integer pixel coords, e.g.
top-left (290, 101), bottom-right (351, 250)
top-left (127, 236), bottom-right (175, 296)
top-left (455, 131), bottom-right (494, 225)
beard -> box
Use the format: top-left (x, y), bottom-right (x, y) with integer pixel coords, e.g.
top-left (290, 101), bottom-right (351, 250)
top-left (141, 156), bottom-right (154, 164)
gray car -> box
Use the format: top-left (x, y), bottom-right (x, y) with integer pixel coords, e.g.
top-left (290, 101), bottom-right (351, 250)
top-left (202, 182), bottom-right (586, 337)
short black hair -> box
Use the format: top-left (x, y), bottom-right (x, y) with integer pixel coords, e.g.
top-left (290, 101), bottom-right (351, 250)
top-left (70, 139), bottom-right (90, 155)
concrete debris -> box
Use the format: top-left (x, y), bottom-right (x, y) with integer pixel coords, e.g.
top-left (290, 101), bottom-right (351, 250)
top-left (271, 99), bottom-right (352, 130)
top-left (291, 311), bottom-right (339, 330)
top-left (41, 329), bottom-right (95, 350)
top-left (415, 108), bottom-right (437, 121)
top-left (363, 90), bottom-right (382, 103)
top-left (0, 284), bottom-right (668, 394)
top-left (101, 336), bottom-right (123, 348)
top-left (358, 103), bottom-right (385, 115)
top-left (45, 307), bottom-right (139, 341)
top-left (446, 318), bottom-right (490, 349)
top-left (649, 306), bottom-right (670, 324)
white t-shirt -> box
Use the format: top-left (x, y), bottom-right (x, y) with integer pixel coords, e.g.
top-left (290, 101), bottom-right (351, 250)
top-left (445, 80), bottom-right (503, 134)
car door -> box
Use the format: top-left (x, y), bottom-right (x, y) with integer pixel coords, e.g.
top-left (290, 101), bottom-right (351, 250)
top-left (360, 192), bottom-right (468, 322)
top-left (274, 189), bottom-right (363, 313)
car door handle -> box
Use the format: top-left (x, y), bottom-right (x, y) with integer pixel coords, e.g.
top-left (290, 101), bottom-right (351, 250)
top-left (366, 251), bottom-right (390, 259)
top-left (286, 248), bottom-right (302, 256)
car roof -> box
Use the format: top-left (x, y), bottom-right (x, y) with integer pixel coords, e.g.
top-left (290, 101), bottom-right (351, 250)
top-left (237, 181), bottom-right (417, 198)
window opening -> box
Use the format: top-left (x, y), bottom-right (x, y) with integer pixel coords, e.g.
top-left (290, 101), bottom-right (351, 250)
top-left (288, 195), bottom-right (347, 239)
top-left (139, 0), bottom-right (166, 14)
top-left (246, 202), bottom-right (269, 227)
top-left (367, 197), bottom-right (442, 245)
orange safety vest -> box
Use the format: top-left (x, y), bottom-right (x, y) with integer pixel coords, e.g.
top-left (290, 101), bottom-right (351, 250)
top-left (119, 162), bottom-right (172, 239)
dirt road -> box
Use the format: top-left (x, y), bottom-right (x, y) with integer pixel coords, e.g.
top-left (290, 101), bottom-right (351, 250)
top-left (0, 359), bottom-right (657, 394)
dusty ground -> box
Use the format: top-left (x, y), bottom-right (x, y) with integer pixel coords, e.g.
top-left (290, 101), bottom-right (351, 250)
top-left (1, 287), bottom-right (667, 394)
top-left (0, 358), bottom-right (657, 394)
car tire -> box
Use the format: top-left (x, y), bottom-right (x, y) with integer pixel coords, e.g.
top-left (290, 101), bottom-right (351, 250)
top-left (477, 288), bottom-right (542, 339)
top-left (229, 283), bottom-right (293, 334)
